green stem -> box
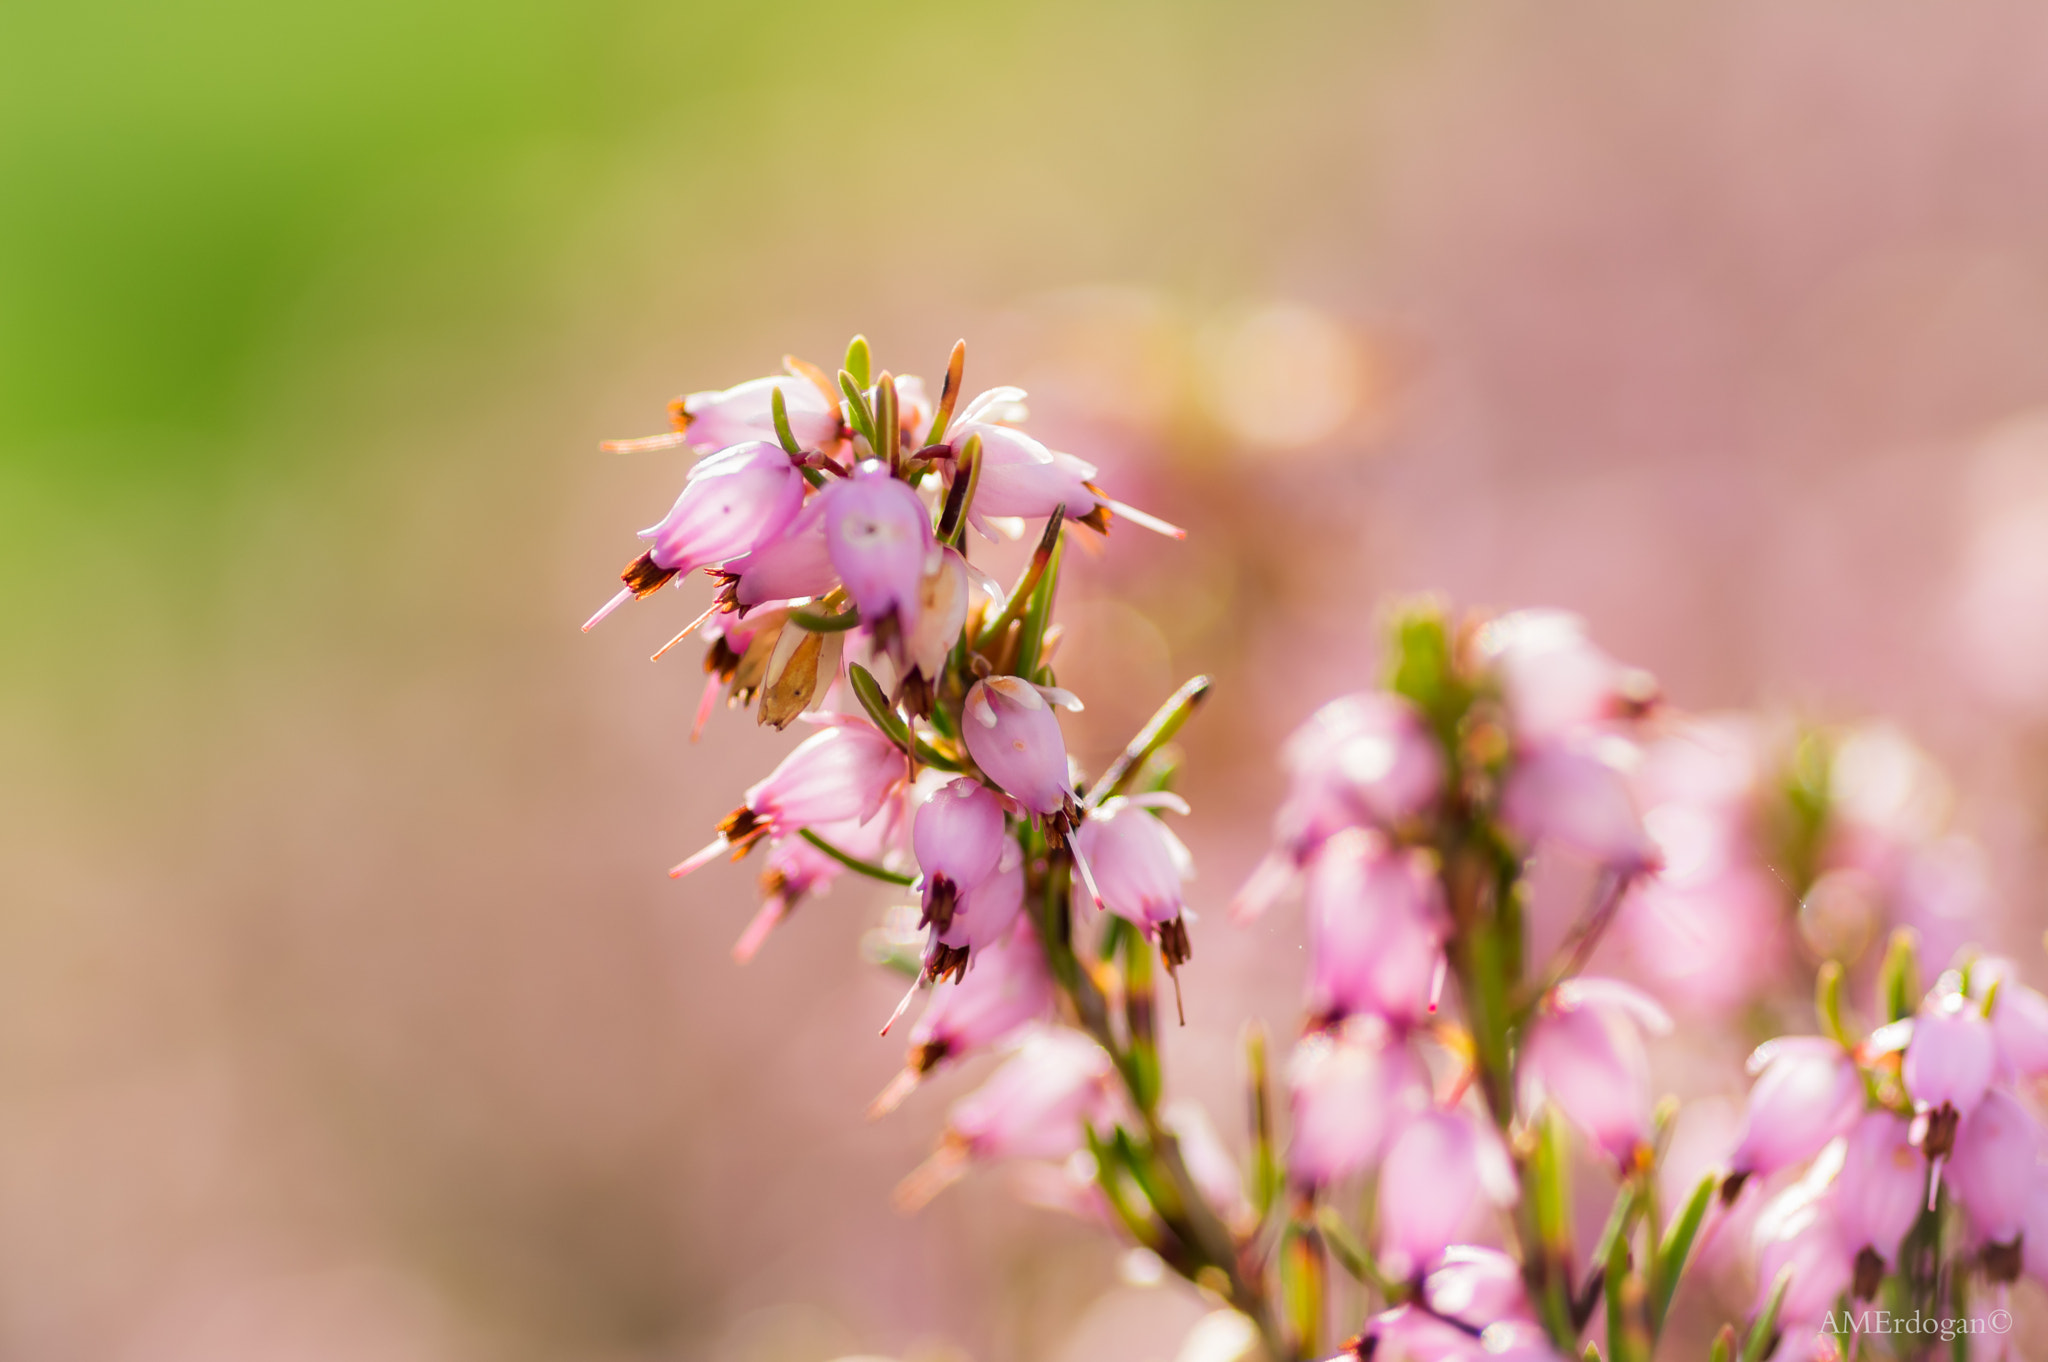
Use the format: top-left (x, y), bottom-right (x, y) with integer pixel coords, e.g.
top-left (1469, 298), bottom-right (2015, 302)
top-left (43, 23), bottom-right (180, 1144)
top-left (796, 828), bottom-right (915, 886)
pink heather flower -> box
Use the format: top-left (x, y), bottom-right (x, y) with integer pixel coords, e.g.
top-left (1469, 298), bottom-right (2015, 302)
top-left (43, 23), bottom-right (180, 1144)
top-left (1752, 1188), bottom-right (1853, 1336)
top-left (962, 676), bottom-right (1080, 818)
top-left (2022, 1170), bottom-right (2048, 1289)
top-left (1975, 957), bottom-right (2048, 1079)
top-left (931, 841), bottom-right (1026, 960)
top-left (871, 916), bottom-right (1055, 1116)
top-left (1517, 977), bottom-right (1672, 1167)
top-left (913, 777), bottom-right (1010, 931)
top-left (1423, 1246), bottom-right (1533, 1331)
top-left (670, 717), bottom-right (909, 877)
top-left (1476, 609), bottom-right (1654, 744)
top-left (1902, 991), bottom-right (1996, 1130)
top-left (720, 497), bottom-right (839, 609)
top-left (1727, 1037), bottom-right (1865, 1184)
top-left (1377, 1109), bottom-right (1505, 1279)
top-left (821, 462), bottom-right (935, 637)
top-left (1074, 794), bottom-right (1194, 931)
top-left (1232, 693), bottom-right (1446, 923)
top-left (1303, 829), bottom-right (1448, 1027)
top-left (1946, 1088), bottom-right (2041, 1245)
top-left (1832, 1112), bottom-right (1924, 1275)
top-left (943, 1026), bottom-right (1115, 1162)
top-left (1286, 1020), bottom-right (1430, 1187)
top-left (585, 441), bottom-right (809, 630)
top-left (678, 374), bottom-right (840, 452)
top-left (1498, 735), bottom-right (1656, 873)
top-left (945, 387), bottom-right (1183, 538)
top-left (1351, 1305), bottom-right (1490, 1362)
top-left (1163, 1100), bottom-right (1253, 1229)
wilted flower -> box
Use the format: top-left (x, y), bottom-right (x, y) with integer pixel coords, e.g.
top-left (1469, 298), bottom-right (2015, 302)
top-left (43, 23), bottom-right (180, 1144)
top-left (670, 717), bottom-right (909, 876)
top-left (1517, 977), bottom-right (1672, 1168)
top-left (1303, 829), bottom-right (1448, 1027)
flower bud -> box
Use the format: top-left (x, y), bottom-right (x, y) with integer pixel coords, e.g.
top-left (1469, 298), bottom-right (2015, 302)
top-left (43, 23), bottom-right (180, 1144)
top-left (1902, 991), bottom-right (1995, 1151)
top-left (1303, 829), bottom-right (1448, 1027)
top-left (913, 777), bottom-right (1009, 933)
top-left (678, 375), bottom-right (840, 452)
top-left (1074, 795), bottom-right (1194, 931)
top-left (1518, 977), bottom-right (1672, 1168)
top-left (962, 676), bottom-right (1077, 817)
top-left (1286, 1020), bottom-right (1429, 1187)
top-left (1946, 1088), bottom-right (2041, 1245)
top-left (822, 462), bottom-right (935, 637)
top-left (1727, 1037), bottom-right (1864, 1184)
top-left (1832, 1112), bottom-right (1922, 1283)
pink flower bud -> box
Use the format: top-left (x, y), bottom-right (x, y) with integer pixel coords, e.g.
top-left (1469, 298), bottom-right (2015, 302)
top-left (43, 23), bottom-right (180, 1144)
top-left (1499, 734), bottom-right (1656, 872)
top-left (645, 441), bottom-right (807, 574)
top-left (680, 375), bottom-right (840, 452)
top-left (913, 777), bottom-right (1010, 926)
top-left (946, 1026), bottom-right (1117, 1162)
top-left (1728, 1037), bottom-right (1864, 1181)
top-left (1832, 1112), bottom-right (1922, 1271)
top-left (1074, 795), bottom-right (1194, 930)
top-left (1303, 829), bottom-right (1448, 1027)
top-left (1517, 977), bottom-right (1672, 1167)
top-left (962, 676), bottom-right (1077, 817)
top-left (1902, 991), bottom-right (1995, 1123)
top-left (1378, 1109), bottom-right (1503, 1279)
top-left (822, 462), bottom-right (935, 636)
top-left (1476, 609), bottom-right (1653, 743)
top-left (1286, 1020), bottom-right (1429, 1187)
top-left (670, 718), bottom-right (909, 877)
top-left (1946, 1088), bottom-right (2040, 1245)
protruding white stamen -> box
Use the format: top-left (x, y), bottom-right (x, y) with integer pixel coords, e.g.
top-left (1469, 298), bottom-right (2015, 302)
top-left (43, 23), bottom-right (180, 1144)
top-left (600, 431), bottom-right (689, 453)
top-left (582, 587), bottom-right (635, 633)
top-left (1102, 497), bottom-right (1186, 540)
top-left (669, 837), bottom-right (730, 879)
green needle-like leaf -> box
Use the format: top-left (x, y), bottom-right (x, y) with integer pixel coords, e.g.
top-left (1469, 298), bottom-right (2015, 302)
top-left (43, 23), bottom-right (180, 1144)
top-left (1653, 1173), bottom-right (1716, 1334)
top-left (838, 369), bottom-right (877, 447)
top-left (770, 385), bottom-right (805, 456)
top-left (798, 828), bottom-right (915, 886)
top-left (843, 334), bottom-right (872, 389)
top-left (1744, 1266), bottom-right (1793, 1362)
top-left (1086, 675), bottom-right (1212, 811)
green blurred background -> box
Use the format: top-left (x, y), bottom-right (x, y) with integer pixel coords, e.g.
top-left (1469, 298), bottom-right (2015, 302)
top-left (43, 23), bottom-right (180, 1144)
top-left (10, 2), bottom-right (2048, 1359)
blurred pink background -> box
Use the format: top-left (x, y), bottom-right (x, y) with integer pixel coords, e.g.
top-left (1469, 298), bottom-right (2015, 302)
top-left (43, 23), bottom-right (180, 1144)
top-left (8, 2), bottom-right (2048, 1358)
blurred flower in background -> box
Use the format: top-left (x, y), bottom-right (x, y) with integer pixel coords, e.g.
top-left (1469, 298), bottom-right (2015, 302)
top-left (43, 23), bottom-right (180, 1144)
top-left (9, 1), bottom-right (2048, 1359)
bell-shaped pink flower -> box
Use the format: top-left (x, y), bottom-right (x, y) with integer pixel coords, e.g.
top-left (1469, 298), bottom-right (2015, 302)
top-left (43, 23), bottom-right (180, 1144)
top-left (1075, 794), bottom-right (1194, 930)
top-left (821, 462), bottom-right (935, 637)
top-left (946, 387), bottom-right (1183, 538)
top-left (1902, 991), bottom-right (1996, 1138)
top-left (1378, 1109), bottom-right (1502, 1279)
top-left (943, 1026), bottom-right (1115, 1162)
top-left (1304, 829), bottom-right (1448, 1027)
top-left (678, 374), bottom-right (840, 452)
top-left (1424, 1246), bottom-right (1533, 1331)
top-left (913, 777), bottom-right (1010, 931)
top-left (721, 497), bottom-right (839, 609)
top-left (1832, 1112), bottom-right (1924, 1275)
top-left (1727, 1037), bottom-right (1864, 1184)
top-left (1351, 1305), bottom-right (1489, 1362)
top-left (872, 916), bottom-right (1055, 1116)
top-left (932, 841), bottom-right (1026, 960)
top-left (1518, 977), bottom-right (1672, 1167)
top-left (1477, 609), bottom-right (1652, 743)
top-left (671, 717), bottom-right (909, 877)
top-left (1752, 1190), bottom-right (1853, 1336)
top-left (1975, 958), bottom-right (2048, 1079)
top-left (1946, 1088), bottom-right (2041, 1245)
top-left (1498, 735), bottom-right (1656, 872)
top-left (1286, 1020), bottom-right (1429, 1187)
top-left (2021, 1169), bottom-right (2048, 1289)
top-left (962, 676), bottom-right (1078, 817)
top-left (1286, 692), bottom-right (1446, 828)
top-left (731, 811), bottom-right (897, 963)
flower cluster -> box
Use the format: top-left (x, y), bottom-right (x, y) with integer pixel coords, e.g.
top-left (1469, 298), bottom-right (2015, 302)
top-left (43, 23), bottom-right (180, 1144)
top-left (588, 338), bottom-right (2041, 1362)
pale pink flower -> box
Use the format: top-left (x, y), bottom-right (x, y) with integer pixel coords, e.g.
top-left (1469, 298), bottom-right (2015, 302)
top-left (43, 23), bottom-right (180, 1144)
top-left (1349, 1305), bottom-right (1489, 1362)
top-left (670, 717), bottom-right (909, 876)
top-left (1074, 794), bottom-right (1194, 931)
top-left (1902, 992), bottom-right (1996, 1137)
top-left (1975, 957), bottom-right (2048, 1079)
top-left (1517, 977), bottom-right (1672, 1167)
top-left (962, 676), bottom-right (1081, 818)
top-left (821, 462), bottom-right (935, 638)
top-left (731, 812), bottom-right (896, 963)
top-left (1476, 609), bottom-right (1654, 744)
top-left (678, 374), bottom-right (840, 452)
top-left (1303, 829), bottom-right (1448, 1027)
top-left (871, 916), bottom-right (1055, 1116)
top-left (1751, 1192), bottom-right (1853, 1336)
top-left (1423, 1246), bottom-right (1532, 1331)
top-left (1946, 1088), bottom-right (2040, 1245)
top-left (1286, 1020), bottom-right (1430, 1187)
top-left (1378, 1109), bottom-right (1504, 1279)
top-left (945, 386), bottom-right (1183, 538)
top-left (1727, 1037), bottom-right (1864, 1185)
top-left (2021, 1169), bottom-right (2048, 1289)
top-left (912, 777), bottom-right (1010, 930)
top-left (1498, 735), bottom-right (1656, 873)
top-left (931, 840), bottom-right (1027, 961)
top-left (720, 497), bottom-right (838, 609)
top-left (1832, 1112), bottom-right (1924, 1277)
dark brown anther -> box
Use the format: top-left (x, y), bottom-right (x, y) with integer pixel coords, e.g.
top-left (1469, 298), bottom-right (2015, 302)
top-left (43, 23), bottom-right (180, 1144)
top-left (1852, 1246), bottom-right (1885, 1299)
top-left (705, 634), bottom-right (742, 681)
top-left (911, 1039), bottom-right (949, 1076)
top-left (1984, 1236), bottom-right (2024, 1284)
top-left (664, 397), bottom-right (694, 432)
top-left (893, 668), bottom-right (934, 722)
top-left (1719, 1169), bottom-right (1751, 1206)
top-left (925, 943), bottom-right (970, 984)
top-left (1924, 1102), bottom-right (1961, 1160)
top-left (921, 876), bottom-right (959, 935)
top-left (1157, 917), bottom-right (1192, 1026)
top-left (1076, 503), bottom-right (1114, 535)
top-left (621, 550), bottom-right (677, 598)
top-left (715, 806), bottom-right (769, 857)
top-left (1342, 1332), bottom-right (1375, 1360)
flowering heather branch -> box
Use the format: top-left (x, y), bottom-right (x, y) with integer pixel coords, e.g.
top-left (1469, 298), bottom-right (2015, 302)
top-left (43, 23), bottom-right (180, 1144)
top-left (587, 337), bottom-right (2043, 1362)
